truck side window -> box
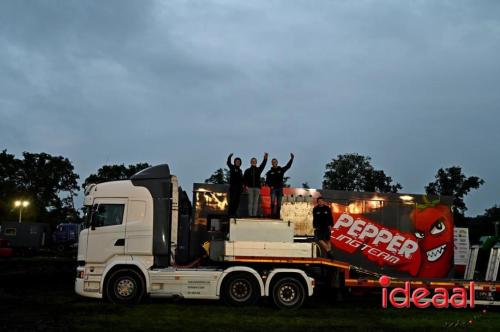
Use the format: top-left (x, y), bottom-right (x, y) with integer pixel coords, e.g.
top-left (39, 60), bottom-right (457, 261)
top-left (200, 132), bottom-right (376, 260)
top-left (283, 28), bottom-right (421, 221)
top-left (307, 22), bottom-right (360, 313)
top-left (93, 204), bottom-right (125, 228)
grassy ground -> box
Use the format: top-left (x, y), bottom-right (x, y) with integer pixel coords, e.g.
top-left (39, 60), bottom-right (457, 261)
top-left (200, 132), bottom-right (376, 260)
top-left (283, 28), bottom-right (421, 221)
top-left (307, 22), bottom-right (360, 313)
top-left (1, 257), bottom-right (499, 331)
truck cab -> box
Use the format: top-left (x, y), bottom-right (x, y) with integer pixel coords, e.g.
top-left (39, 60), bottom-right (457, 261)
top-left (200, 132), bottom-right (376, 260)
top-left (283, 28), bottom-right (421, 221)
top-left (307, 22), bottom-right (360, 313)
top-left (76, 164), bottom-right (315, 309)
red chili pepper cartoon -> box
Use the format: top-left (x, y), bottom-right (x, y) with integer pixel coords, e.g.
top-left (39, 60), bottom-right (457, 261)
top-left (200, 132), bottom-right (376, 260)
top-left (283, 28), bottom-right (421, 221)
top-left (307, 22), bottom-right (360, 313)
top-left (411, 198), bottom-right (454, 278)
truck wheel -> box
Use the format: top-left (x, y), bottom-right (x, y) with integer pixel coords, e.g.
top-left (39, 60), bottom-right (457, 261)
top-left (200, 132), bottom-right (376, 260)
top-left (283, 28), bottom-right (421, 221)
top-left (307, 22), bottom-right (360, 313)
top-left (105, 269), bottom-right (145, 305)
top-left (221, 272), bottom-right (260, 306)
top-left (271, 277), bottom-right (305, 310)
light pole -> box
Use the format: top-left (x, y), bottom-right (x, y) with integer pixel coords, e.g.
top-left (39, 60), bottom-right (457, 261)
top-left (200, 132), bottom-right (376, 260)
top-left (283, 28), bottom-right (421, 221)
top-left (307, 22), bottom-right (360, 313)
top-left (14, 200), bottom-right (29, 223)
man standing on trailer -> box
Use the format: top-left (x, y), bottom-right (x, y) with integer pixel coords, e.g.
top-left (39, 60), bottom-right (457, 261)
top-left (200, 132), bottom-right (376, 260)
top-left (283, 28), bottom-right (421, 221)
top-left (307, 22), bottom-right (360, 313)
top-left (266, 153), bottom-right (294, 218)
top-left (313, 196), bottom-right (335, 259)
top-left (243, 152), bottom-right (268, 217)
top-left (227, 153), bottom-right (244, 217)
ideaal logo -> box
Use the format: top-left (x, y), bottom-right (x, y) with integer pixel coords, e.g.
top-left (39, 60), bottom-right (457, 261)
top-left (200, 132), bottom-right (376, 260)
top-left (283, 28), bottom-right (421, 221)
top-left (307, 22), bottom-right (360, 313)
top-left (379, 275), bottom-right (475, 309)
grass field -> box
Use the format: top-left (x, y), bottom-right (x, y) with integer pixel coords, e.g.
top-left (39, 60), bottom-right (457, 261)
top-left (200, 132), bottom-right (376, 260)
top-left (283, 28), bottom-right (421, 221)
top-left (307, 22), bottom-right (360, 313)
top-left (1, 257), bottom-right (499, 331)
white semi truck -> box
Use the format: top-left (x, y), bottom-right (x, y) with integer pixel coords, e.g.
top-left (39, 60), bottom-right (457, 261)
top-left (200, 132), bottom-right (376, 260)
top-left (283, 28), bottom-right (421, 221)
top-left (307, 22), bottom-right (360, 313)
top-left (75, 164), bottom-right (339, 309)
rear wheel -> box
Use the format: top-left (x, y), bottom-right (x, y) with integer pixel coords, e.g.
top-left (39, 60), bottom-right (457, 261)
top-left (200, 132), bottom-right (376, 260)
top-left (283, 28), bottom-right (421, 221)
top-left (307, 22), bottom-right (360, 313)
top-left (221, 272), bottom-right (260, 306)
top-left (105, 268), bottom-right (145, 304)
top-left (271, 276), bottom-right (306, 310)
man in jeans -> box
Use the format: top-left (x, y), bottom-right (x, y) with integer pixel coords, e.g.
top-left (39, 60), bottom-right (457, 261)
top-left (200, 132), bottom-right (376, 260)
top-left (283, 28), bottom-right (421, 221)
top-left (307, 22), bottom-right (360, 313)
top-left (265, 153), bottom-right (294, 218)
top-left (243, 152), bottom-right (268, 217)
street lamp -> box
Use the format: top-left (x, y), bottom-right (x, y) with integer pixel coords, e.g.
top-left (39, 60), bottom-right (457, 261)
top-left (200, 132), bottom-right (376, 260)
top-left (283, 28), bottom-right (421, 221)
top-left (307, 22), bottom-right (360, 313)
top-left (14, 200), bottom-right (29, 223)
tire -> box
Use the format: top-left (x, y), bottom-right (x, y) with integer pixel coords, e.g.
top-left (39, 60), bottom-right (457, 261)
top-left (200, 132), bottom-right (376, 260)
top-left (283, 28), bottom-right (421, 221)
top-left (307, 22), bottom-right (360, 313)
top-left (105, 268), bottom-right (146, 305)
top-left (271, 277), bottom-right (306, 310)
top-left (221, 272), bottom-right (260, 306)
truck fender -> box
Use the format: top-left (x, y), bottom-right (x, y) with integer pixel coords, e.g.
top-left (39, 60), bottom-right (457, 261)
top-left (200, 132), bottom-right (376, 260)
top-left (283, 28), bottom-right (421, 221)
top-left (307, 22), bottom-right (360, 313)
top-left (265, 269), bottom-right (314, 296)
top-left (100, 260), bottom-right (151, 294)
top-left (216, 266), bottom-right (265, 297)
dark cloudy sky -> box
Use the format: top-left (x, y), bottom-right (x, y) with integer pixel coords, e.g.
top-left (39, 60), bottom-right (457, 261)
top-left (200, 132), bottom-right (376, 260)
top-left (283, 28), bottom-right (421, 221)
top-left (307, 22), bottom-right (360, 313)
top-left (1, 0), bottom-right (499, 216)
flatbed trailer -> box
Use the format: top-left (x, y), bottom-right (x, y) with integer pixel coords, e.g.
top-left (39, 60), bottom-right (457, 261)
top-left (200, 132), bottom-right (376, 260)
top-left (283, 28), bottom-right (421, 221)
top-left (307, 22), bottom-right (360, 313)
top-left (193, 181), bottom-right (500, 307)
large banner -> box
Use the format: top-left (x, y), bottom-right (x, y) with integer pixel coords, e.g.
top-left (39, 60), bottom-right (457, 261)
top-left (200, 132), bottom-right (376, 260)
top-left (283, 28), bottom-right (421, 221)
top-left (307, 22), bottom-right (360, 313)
top-left (278, 189), bottom-right (454, 278)
top-left (329, 199), bottom-right (454, 278)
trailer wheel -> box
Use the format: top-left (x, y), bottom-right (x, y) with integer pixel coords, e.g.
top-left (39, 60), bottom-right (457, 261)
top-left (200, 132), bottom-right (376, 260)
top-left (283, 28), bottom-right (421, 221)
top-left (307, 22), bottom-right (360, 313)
top-left (105, 268), bottom-right (145, 305)
top-left (221, 272), bottom-right (260, 306)
top-left (271, 277), bottom-right (305, 310)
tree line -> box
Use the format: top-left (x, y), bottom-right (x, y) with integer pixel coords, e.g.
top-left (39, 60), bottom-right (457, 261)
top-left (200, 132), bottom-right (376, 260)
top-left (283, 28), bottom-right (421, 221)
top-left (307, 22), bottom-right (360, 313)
top-left (0, 150), bottom-right (152, 227)
top-left (0, 150), bottom-right (495, 230)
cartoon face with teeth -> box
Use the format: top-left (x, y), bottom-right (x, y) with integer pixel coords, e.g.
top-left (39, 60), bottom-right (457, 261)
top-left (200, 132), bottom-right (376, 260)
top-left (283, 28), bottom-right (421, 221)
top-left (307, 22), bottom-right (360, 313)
top-left (411, 203), bottom-right (454, 278)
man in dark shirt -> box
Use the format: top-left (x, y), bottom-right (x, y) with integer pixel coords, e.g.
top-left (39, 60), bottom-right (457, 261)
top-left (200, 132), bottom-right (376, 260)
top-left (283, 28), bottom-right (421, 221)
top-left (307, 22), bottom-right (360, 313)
top-left (243, 152), bottom-right (268, 217)
top-left (226, 153), bottom-right (243, 217)
top-left (265, 153), bottom-right (294, 218)
top-left (313, 197), bottom-right (334, 259)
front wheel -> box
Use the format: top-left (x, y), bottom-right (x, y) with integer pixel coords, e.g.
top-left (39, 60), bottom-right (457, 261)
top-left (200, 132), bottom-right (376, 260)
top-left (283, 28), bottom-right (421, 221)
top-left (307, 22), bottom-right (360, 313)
top-left (271, 277), bottom-right (306, 310)
top-left (105, 269), bottom-right (146, 304)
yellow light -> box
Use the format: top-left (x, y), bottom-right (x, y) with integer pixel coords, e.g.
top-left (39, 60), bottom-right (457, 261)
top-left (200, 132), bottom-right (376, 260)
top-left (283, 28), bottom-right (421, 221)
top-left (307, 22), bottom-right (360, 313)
top-left (13, 199), bottom-right (29, 223)
top-left (347, 201), bottom-right (363, 214)
top-left (14, 200), bottom-right (29, 208)
top-left (369, 200), bottom-right (381, 209)
top-left (400, 195), bottom-right (414, 201)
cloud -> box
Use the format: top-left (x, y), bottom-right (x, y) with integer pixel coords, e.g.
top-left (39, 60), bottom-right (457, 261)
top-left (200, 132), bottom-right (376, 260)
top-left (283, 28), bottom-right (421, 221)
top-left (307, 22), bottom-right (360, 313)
top-left (1, 0), bottom-right (499, 215)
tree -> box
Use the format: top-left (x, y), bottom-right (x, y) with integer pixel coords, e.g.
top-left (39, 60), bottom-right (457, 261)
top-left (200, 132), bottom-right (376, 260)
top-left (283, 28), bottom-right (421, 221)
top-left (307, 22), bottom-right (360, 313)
top-left (83, 163), bottom-right (151, 188)
top-left (21, 152), bottom-right (80, 223)
top-left (204, 168), bottom-right (229, 184)
top-left (425, 166), bottom-right (484, 217)
top-left (0, 150), bottom-right (22, 219)
top-left (484, 205), bottom-right (500, 222)
top-left (322, 153), bottom-right (402, 193)
top-left (302, 182), bottom-right (310, 189)
top-left (0, 151), bottom-right (80, 224)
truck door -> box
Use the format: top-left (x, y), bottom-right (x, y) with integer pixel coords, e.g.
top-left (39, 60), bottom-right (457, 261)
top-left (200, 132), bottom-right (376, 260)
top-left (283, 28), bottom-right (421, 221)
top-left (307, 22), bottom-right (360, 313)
top-left (87, 198), bottom-right (127, 263)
